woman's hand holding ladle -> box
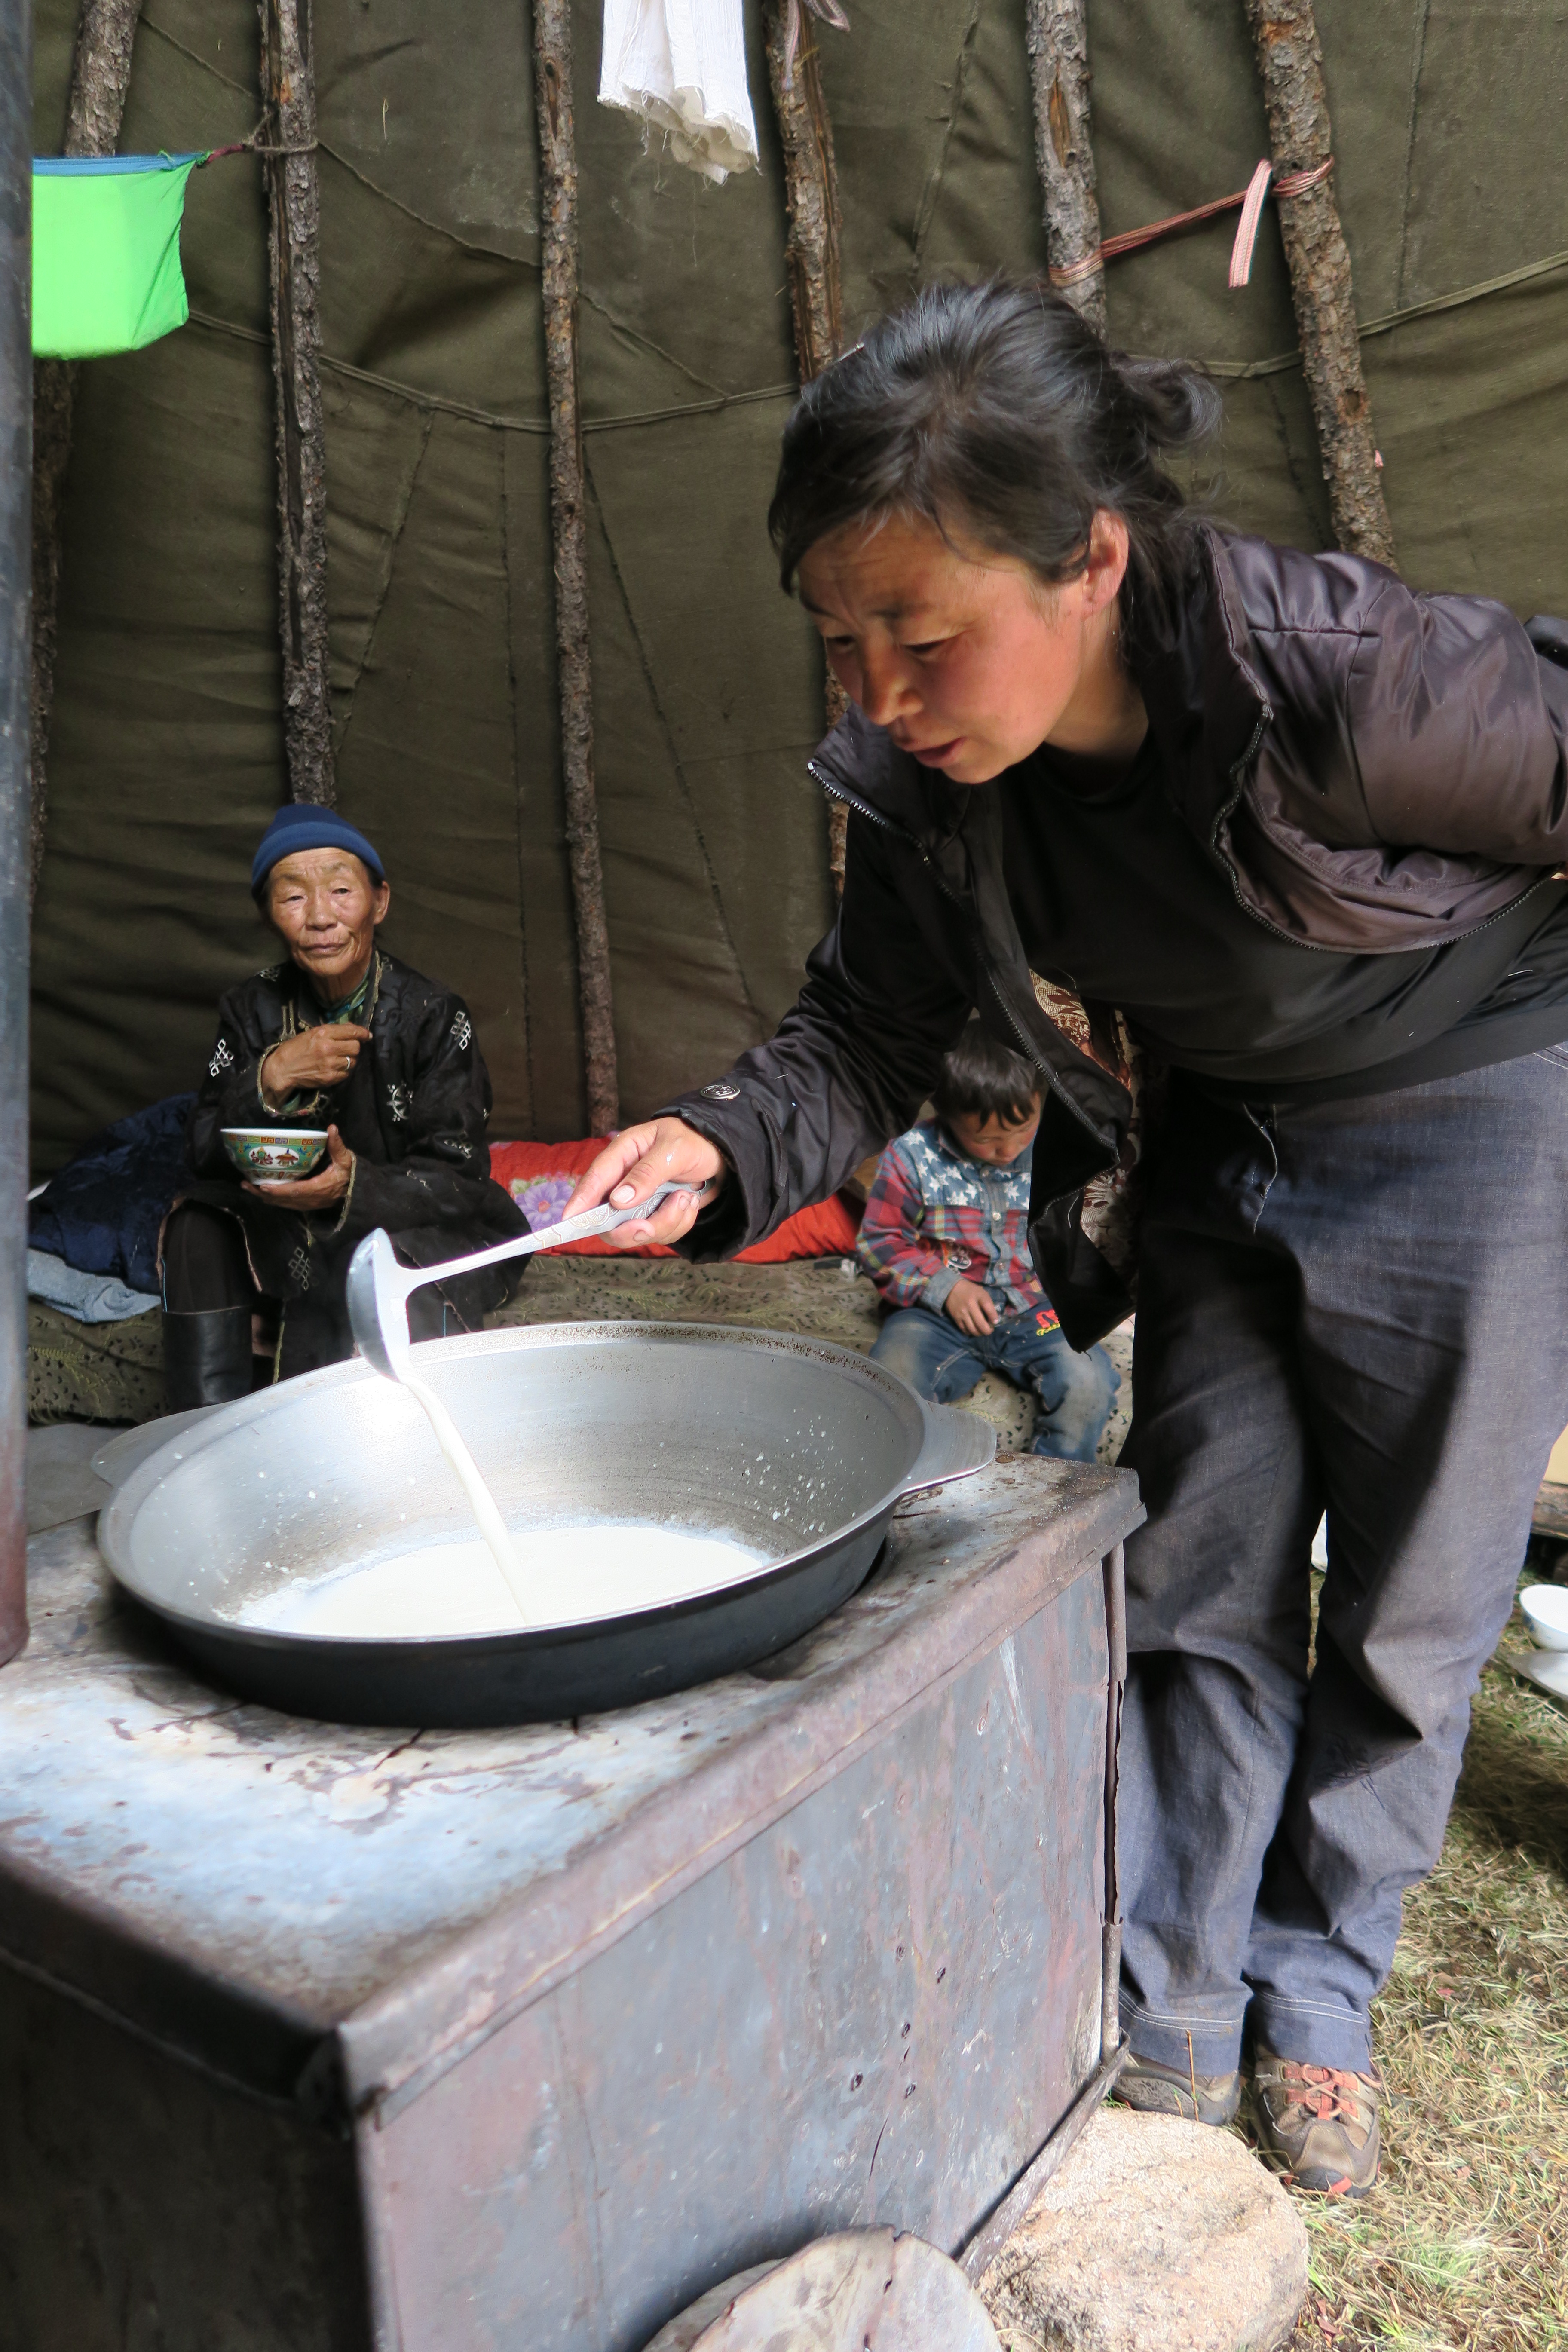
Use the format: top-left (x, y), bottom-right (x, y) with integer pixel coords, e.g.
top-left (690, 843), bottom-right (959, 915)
top-left (565, 1118), bottom-right (726, 1246)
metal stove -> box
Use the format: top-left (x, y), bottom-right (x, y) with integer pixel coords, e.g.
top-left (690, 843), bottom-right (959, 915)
top-left (0, 1456), bottom-right (1141, 2352)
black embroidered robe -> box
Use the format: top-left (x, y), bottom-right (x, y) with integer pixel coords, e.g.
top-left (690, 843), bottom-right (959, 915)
top-left (184, 952), bottom-right (527, 1376)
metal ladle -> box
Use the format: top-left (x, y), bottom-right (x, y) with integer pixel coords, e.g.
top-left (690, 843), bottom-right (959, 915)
top-left (346, 1180), bottom-right (711, 1379)
top-left (343, 1181), bottom-right (714, 1624)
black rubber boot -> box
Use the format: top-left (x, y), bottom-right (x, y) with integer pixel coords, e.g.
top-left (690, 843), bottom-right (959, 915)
top-left (161, 1305), bottom-right (255, 1410)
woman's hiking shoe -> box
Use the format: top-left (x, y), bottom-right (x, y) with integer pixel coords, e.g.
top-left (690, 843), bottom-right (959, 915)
top-left (1251, 2050), bottom-right (1383, 2195)
top-left (1112, 2049), bottom-right (1242, 2126)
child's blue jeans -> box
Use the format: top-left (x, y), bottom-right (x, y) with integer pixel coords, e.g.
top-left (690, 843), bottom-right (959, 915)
top-left (870, 1300), bottom-right (1119, 1461)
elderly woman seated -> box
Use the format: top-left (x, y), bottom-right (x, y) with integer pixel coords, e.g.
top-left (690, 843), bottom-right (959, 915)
top-left (163, 805), bottom-right (527, 1408)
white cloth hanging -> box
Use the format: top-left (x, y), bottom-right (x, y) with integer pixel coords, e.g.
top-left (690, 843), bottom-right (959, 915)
top-left (598, 0), bottom-right (759, 183)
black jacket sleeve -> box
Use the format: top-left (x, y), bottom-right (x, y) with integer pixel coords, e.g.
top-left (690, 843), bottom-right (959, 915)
top-left (660, 810), bottom-right (974, 1256)
top-left (1351, 577), bottom-right (1568, 862)
top-left (186, 986), bottom-right (276, 1179)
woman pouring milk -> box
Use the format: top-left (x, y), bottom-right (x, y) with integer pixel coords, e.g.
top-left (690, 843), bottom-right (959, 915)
top-left (567, 282), bottom-right (1568, 2197)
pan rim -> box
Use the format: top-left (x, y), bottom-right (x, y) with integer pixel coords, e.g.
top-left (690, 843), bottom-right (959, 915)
top-left (98, 1321), bottom-right (928, 1651)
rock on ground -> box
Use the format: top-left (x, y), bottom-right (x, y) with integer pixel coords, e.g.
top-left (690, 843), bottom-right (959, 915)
top-left (979, 2107), bottom-right (1306, 2352)
top-left (645, 2231), bottom-right (999, 2351)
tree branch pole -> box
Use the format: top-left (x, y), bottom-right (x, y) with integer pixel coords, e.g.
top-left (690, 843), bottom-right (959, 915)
top-left (763, 0), bottom-right (850, 891)
top-left (533, 0), bottom-right (619, 1135)
top-left (259, 0), bottom-right (334, 802)
top-left (1025, 0), bottom-right (1106, 338)
top-left (1243, 0), bottom-right (1396, 566)
top-left (30, 0), bottom-right (141, 904)
top-left (764, 2), bottom-right (843, 382)
top-left (1, 0), bottom-right (32, 1666)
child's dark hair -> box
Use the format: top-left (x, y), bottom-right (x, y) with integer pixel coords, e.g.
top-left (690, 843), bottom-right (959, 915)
top-left (768, 278), bottom-right (1220, 645)
top-left (933, 1021), bottom-right (1041, 1129)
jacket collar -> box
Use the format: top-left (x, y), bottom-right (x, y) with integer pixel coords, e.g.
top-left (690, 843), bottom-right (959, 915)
top-left (287, 949), bottom-right (387, 1030)
top-left (810, 710), bottom-right (1130, 1162)
top-left (1129, 527), bottom-right (1271, 834)
top-left (808, 701), bottom-right (971, 855)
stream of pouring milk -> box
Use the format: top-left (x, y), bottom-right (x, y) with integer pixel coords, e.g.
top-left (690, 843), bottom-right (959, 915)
top-left (399, 1365), bottom-right (532, 1621)
top-left (238, 1357), bottom-right (769, 1638)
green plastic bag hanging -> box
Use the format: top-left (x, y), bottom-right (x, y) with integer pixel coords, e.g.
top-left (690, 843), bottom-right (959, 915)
top-left (32, 153), bottom-right (202, 359)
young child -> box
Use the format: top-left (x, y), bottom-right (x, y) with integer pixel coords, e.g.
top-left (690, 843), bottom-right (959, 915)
top-left (857, 1020), bottom-right (1119, 1461)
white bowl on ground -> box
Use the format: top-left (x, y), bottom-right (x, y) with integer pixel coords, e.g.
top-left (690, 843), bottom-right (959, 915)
top-left (1520, 1583), bottom-right (1568, 1650)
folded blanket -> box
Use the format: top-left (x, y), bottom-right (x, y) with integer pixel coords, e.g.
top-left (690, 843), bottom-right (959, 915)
top-left (30, 1092), bottom-right (196, 1292)
top-left (27, 1248), bottom-right (158, 1323)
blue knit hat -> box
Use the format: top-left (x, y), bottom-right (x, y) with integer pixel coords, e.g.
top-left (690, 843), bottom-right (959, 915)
top-left (251, 805), bottom-right (386, 900)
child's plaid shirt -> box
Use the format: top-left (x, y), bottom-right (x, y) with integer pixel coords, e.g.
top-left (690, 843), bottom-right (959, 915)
top-left (854, 1118), bottom-right (1059, 1327)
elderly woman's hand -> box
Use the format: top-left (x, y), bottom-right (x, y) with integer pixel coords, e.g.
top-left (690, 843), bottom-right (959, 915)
top-left (259, 1023), bottom-right (372, 1107)
top-left (245, 1124), bottom-right (355, 1210)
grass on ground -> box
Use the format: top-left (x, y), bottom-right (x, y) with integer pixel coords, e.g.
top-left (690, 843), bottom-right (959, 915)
top-left (1274, 1571), bottom-right (1568, 2351)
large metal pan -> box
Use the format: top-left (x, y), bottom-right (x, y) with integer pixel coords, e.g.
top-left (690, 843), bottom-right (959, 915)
top-left (97, 1323), bottom-right (995, 1727)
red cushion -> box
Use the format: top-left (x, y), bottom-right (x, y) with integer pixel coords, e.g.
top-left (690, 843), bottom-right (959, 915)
top-left (487, 1139), bottom-right (862, 1261)
top-left (736, 1191), bottom-right (861, 1262)
top-left (489, 1138), bottom-right (606, 1182)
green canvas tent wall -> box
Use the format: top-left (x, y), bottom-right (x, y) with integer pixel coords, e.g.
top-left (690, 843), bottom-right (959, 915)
top-left (27, 0), bottom-right (1568, 1174)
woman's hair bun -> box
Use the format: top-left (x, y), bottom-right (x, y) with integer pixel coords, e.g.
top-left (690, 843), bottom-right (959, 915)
top-left (1111, 351), bottom-right (1225, 456)
top-left (769, 278), bottom-right (1220, 641)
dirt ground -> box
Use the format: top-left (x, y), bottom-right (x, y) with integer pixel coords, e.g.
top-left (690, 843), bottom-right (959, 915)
top-left (1275, 1573), bottom-right (1568, 2351)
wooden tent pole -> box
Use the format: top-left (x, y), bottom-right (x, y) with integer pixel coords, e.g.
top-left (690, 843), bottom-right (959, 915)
top-left (1243, 0), bottom-right (1396, 566)
top-left (763, 0), bottom-right (850, 891)
top-left (1025, 0), bottom-right (1106, 337)
top-left (533, 0), bottom-right (619, 1136)
top-left (764, 2), bottom-right (844, 382)
top-left (30, 0), bottom-right (142, 905)
top-left (258, 0), bottom-right (334, 804)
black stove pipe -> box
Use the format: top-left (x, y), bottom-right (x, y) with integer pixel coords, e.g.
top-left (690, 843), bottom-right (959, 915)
top-left (0, 0), bottom-right (29, 1669)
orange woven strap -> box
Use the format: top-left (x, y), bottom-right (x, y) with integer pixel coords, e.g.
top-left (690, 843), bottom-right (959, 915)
top-left (1048, 156), bottom-right (1333, 292)
top-left (1280, 2061), bottom-right (1366, 2124)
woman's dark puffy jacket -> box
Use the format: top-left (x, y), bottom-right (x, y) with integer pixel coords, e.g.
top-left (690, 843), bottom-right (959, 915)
top-left (661, 528), bottom-right (1568, 1346)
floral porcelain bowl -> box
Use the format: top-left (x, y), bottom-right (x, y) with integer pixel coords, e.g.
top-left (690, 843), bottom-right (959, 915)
top-left (221, 1127), bottom-right (329, 1182)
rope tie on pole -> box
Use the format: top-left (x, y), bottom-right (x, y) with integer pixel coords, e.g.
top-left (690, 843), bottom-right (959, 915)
top-left (1047, 155), bottom-right (1333, 291)
top-left (203, 135), bottom-right (318, 161)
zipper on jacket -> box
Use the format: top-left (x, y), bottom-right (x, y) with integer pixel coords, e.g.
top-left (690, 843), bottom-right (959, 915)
top-left (1206, 706), bottom-right (1321, 949)
top-left (812, 760), bottom-right (1123, 1152)
top-left (809, 760), bottom-right (965, 907)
